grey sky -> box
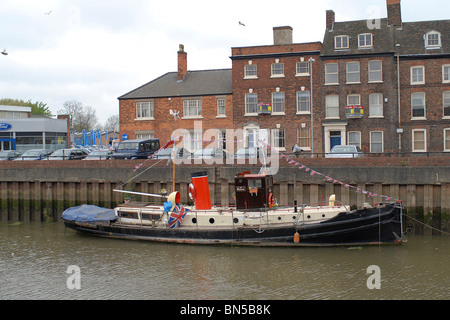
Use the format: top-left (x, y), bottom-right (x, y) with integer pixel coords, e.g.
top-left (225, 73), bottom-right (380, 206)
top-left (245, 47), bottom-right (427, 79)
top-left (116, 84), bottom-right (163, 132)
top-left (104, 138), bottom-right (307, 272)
top-left (0, 0), bottom-right (449, 124)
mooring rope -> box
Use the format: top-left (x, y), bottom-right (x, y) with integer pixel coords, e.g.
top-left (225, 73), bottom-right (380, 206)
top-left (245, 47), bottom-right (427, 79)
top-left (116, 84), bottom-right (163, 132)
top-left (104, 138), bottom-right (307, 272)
top-left (403, 213), bottom-right (450, 236)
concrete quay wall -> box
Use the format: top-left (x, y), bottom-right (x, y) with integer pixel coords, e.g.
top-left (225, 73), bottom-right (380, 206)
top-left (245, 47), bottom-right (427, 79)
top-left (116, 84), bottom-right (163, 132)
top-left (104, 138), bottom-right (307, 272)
top-left (0, 159), bottom-right (449, 234)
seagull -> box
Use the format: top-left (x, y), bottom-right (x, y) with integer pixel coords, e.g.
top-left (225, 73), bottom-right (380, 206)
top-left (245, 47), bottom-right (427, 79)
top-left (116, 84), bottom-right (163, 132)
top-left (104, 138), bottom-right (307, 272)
top-left (239, 21), bottom-right (245, 27)
top-left (45, 10), bottom-right (52, 15)
top-left (2, 49), bottom-right (8, 56)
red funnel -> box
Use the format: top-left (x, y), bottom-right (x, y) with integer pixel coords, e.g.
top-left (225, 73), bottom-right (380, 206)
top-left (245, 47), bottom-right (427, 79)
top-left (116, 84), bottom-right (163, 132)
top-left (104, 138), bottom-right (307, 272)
top-left (191, 171), bottom-right (211, 210)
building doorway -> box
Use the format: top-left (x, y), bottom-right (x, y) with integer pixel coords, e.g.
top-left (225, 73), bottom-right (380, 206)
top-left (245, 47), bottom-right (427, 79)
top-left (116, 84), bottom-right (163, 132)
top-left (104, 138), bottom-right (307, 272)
top-left (0, 138), bottom-right (16, 151)
top-left (323, 122), bottom-right (347, 153)
top-left (329, 131), bottom-right (341, 150)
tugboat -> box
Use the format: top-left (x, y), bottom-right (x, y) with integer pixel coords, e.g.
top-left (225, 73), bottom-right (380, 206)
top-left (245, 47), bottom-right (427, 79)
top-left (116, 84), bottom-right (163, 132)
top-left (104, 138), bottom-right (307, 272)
top-left (62, 170), bottom-right (406, 246)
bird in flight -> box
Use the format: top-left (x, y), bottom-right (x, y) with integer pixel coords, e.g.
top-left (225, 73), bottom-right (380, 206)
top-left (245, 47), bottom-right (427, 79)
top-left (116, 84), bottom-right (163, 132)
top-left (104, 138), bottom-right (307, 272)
top-left (2, 49), bottom-right (8, 56)
top-left (45, 10), bottom-right (52, 15)
top-left (239, 21), bottom-right (245, 27)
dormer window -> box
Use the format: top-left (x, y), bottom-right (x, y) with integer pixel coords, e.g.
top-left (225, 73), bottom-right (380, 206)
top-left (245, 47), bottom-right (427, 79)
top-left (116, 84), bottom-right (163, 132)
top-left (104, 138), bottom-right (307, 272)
top-left (425, 31), bottom-right (441, 49)
top-left (335, 35), bottom-right (349, 50)
top-left (358, 33), bottom-right (373, 49)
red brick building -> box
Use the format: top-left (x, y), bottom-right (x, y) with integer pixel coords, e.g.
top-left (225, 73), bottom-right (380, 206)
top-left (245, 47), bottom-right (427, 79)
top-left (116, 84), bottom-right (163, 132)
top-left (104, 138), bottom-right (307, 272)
top-left (118, 0), bottom-right (450, 155)
top-left (320, 0), bottom-right (450, 153)
top-left (118, 45), bottom-right (233, 150)
top-left (231, 27), bottom-right (322, 153)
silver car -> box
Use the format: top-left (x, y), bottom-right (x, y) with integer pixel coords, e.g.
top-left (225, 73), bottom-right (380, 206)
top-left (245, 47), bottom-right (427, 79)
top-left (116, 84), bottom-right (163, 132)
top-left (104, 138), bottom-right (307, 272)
top-left (326, 145), bottom-right (364, 158)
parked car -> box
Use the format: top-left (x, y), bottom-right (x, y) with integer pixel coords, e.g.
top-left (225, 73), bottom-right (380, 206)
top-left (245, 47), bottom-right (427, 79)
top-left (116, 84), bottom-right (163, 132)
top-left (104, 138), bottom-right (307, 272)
top-left (0, 150), bottom-right (22, 160)
top-left (83, 149), bottom-right (115, 160)
top-left (14, 149), bottom-right (53, 160)
top-left (47, 148), bottom-right (89, 160)
top-left (189, 148), bottom-right (227, 160)
top-left (233, 147), bottom-right (262, 159)
top-left (110, 138), bottom-right (160, 160)
top-left (153, 147), bottom-right (191, 160)
top-left (325, 145), bottom-right (364, 158)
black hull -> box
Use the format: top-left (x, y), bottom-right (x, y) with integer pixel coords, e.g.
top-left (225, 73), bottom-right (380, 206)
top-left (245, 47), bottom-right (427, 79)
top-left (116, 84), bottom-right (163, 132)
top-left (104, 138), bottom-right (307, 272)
top-left (63, 203), bottom-right (405, 247)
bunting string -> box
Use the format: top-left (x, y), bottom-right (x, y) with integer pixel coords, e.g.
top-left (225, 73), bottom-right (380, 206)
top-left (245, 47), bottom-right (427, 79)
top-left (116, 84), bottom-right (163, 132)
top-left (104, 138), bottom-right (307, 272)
top-left (129, 138), bottom-right (397, 203)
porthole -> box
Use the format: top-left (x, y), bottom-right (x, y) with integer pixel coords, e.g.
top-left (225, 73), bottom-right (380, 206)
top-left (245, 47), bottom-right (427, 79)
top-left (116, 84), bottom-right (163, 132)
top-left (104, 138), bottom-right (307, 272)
top-left (191, 218), bottom-right (197, 224)
top-left (233, 218), bottom-right (239, 224)
top-left (322, 214), bottom-right (326, 218)
top-left (307, 215), bottom-right (311, 219)
top-left (292, 216), bottom-right (297, 220)
top-left (209, 218), bottom-right (215, 224)
top-left (278, 216), bottom-right (282, 221)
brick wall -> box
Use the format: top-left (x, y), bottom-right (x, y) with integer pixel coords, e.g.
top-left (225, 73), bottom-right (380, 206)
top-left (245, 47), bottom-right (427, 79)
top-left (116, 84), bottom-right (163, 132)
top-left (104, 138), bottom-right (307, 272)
top-left (119, 94), bottom-right (233, 145)
top-left (399, 57), bottom-right (450, 152)
top-left (231, 42), bottom-right (322, 152)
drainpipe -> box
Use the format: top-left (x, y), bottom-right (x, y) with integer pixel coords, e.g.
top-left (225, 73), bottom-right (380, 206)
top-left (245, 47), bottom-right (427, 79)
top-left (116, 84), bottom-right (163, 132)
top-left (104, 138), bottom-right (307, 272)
top-left (309, 57), bottom-right (315, 157)
top-left (396, 44), bottom-right (403, 154)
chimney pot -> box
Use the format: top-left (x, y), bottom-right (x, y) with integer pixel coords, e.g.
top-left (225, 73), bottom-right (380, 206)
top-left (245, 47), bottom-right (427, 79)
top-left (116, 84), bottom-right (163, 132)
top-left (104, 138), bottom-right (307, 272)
top-left (273, 26), bottom-right (293, 45)
top-left (387, 0), bottom-right (402, 27)
top-left (177, 44), bottom-right (187, 81)
top-left (326, 10), bottom-right (335, 31)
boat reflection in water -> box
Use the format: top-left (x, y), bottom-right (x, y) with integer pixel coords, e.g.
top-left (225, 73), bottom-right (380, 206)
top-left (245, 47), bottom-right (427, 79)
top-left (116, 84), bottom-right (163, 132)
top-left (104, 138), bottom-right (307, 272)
top-left (62, 171), bottom-right (406, 247)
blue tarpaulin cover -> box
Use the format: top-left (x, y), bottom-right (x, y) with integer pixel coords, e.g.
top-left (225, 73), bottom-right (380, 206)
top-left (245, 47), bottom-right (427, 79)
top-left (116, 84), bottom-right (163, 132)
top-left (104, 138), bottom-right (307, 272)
top-left (62, 205), bottom-right (117, 222)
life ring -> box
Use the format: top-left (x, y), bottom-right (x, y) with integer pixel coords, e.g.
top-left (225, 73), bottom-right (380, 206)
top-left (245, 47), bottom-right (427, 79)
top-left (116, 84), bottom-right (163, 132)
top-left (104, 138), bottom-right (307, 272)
top-left (268, 193), bottom-right (275, 208)
top-left (188, 183), bottom-right (195, 200)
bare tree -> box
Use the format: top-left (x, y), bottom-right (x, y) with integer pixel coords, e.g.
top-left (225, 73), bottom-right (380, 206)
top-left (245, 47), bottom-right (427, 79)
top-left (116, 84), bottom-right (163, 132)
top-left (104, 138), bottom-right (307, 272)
top-left (103, 114), bottom-right (119, 132)
top-left (58, 100), bottom-right (99, 132)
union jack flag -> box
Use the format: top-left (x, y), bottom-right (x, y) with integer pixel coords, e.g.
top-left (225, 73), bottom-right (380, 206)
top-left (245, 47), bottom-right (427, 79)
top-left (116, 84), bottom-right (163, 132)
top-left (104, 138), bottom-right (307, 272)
top-left (168, 205), bottom-right (189, 229)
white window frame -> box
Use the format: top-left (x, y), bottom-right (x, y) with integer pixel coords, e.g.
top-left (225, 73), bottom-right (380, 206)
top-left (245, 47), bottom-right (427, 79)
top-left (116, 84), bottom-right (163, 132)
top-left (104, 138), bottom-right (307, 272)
top-left (244, 63), bottom-right (258, 79)
top-left (411, 66), bottom-right (425, 85)
top-left (444, 128), bottom-right (450, 152)
top-left (346, 62), bottom-right (360, 84)
top-left (272, 128), bottom-right (286, 151)
top-left (296, 61), bottom-right (309, 76)
top-left (325, 63), bottom-right (339, 85)
top-left (136, 101), bottom-right (154, 120)
top-left (347, 94), bottom-right (361, 106)
top-left (369, 93), bottom-right (384, 118)
top-left (271, 62), bottom-right (285, 78)
top-left (348, 131), bottom-right (361, 148)
top-left (358, 33), bottom-right (373, 49)
top-left (443, 91), bottom-right (450, 119)
top-left (411, 92), bottom-right (426, 119)
top-left (425, 31), bottom-right (441, 49)
top-left (368, 60), bottom-right (383, 83)
top-left (183, 99), bottom-right (202, 119)
top-left (443, 65), bottom-right (450, 83)
top-left (272, 91), bottom-right (285, 114)
top-left (216, 98), bottom-right (226, 118)
top-left (412, 129), bottom-right (427, 152)
top-left (184, 130), bottom-right (203, 152)
top-left (296, 91), bottom-right (310, 114)
top-left (334, 35), bottom-right (349, 50)
top-left (370, 131), bottom-right (384, 153)
top-left (326, 95), bottom-right (339, 119)
top-left (245, 93), bottom-right (258, 116)
top-left (297, 127), bottom-right (311, 151)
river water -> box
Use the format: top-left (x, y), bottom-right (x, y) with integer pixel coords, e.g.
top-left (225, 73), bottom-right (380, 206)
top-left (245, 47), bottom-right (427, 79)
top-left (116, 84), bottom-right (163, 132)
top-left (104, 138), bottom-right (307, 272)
top-left (0, 221), bottom-right (448, 301)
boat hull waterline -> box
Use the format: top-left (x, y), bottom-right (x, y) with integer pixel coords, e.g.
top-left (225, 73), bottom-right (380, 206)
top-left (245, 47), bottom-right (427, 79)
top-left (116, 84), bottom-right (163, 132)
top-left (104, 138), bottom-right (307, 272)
top-left (62, 203), bottom-right (405, 247)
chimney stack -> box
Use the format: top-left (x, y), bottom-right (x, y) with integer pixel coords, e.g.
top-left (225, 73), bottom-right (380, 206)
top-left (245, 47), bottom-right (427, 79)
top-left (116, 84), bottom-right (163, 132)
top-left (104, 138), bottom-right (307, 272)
top-left (178, 44), bottom-right (187, 81)
top-left (326, 10), bottom-right (335, 31)
top-left (273, 26), bottom-right (293, 45)
top-left (387, 0), bottom-right (402, 28)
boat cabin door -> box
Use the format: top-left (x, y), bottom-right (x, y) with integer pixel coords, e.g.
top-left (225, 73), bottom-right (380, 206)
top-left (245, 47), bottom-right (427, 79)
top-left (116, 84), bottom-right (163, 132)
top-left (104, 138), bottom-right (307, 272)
top-left (234, 172), bottom-right (273, 210)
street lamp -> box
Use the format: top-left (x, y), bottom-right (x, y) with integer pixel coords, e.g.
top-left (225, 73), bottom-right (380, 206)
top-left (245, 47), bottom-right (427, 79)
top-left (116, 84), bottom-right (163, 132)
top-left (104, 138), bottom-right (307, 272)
top-left (309, 57), bottom-right (315, 157)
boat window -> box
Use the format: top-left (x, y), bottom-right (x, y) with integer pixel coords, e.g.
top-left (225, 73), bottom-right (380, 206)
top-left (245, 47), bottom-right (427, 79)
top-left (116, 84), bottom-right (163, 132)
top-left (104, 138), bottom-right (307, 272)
top-left (248, 179), bottom-right (262, 189)
top-left (141, 213), bottom-right (160, 221)
top-left (119, 211), bottom-right (138, 219)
